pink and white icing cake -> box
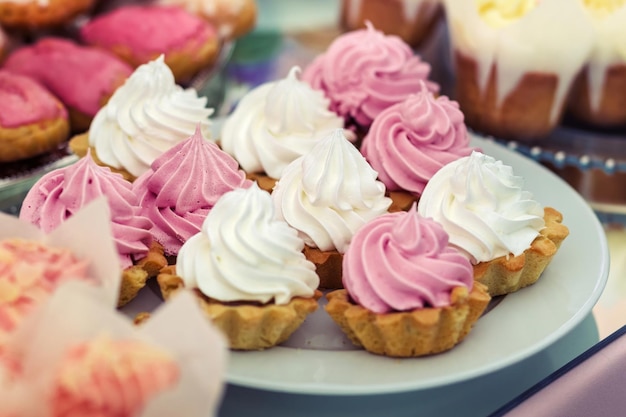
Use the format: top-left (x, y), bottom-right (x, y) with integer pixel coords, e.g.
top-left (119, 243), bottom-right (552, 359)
top-left (0, 69), bottom-right (67, 128)
top-left (361, 82), bottom-right (474, 196)
top-left (87, 55), bottom-right (214, 178)
top-left (301, 22), bottom-right (439, 130)
top-left (177, 184), bottom-right (319, 304)
top-left (2, 37), bottom-right (133, 120)
top-left (49, 335), bottom-right (179, 417)
top-left (19, 153), bottom-right (153, 270)
top-left (417, 151), bottom-right (545, 264)
top-left (272, 128), bottom-right (391, 253)
top-left (342, 204), bottom-right (474, 314)
top-left (220, 66), bottom-right (352, 179)
top-left (133, 126), bottom-right (252, 256)
top-left (0, 240), bottom-right (90, 349)
top-left (80, 5), bottom-right (218, 64)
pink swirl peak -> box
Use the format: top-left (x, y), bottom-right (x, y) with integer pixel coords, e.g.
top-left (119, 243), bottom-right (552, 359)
top-left (302, 22), bottom-right (439, 129)
top-left (19, 153), bottom-right (153, 269)
top-left (343, 204), bottom-right (474, 314)
top-left (361, 82), bottom-right (475, 195)
top-left (49, 336), bottom-right (179, 417)
top-left (133, 125), bottom-right (252, 256)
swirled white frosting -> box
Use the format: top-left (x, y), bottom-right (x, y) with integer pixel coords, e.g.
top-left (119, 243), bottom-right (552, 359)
top-left (176, 184), bottom-right (319, 305)
top-left (417, 151), bottom-right (545, 264)
top-left (88, 55), bottom-right (213, 178)
top-left (220, 66), bottom-right (350, 180)
top-left (272, 129), bottom-right (391, 253)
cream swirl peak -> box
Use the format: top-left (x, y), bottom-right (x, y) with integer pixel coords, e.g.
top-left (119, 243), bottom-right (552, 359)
top-left (220, 66), bottom-right (350, 179)
top-left (417, 151), bottom-right (545, 264)
top-left (133, 126), bottom-right (251, 256)
top-left (302, 21), bottom-right (439, 130)
top-left (343, 205), bottom-right (474, 314)
top-left (177, 184), bottom-right (319, 305)
top-left (361, 82), bottom-right (474, 196)
top-left (88, 55), bottom-right (213, 178)
top-left (272, 129), bottom-right (391, 253)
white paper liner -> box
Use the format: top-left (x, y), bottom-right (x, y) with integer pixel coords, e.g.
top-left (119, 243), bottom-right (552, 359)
top-left (2, 281), bottom-right (228, 417)
top-left (0, 198), bottom-right (121, 344)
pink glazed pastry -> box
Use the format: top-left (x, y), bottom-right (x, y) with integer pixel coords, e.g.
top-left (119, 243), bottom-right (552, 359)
top-left (0, 70), bottom-right (70, 163)
top-left (302, 22), bottom-right (439, 134)
top-left (325, 204), bottom-right (491, 357)
top-left (361, 81), bottom-right (474, 208)
top-left (80, 5), bottom-right (220, 83)
top-left (133, 126), bottom-right (252, 257)
top-left (2, 37), bottom-right (133, 133)
top-left (19, 153), bottom-right (166, 306)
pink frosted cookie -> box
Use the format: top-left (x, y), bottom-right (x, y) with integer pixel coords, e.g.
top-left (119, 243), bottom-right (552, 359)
top-left (19, 153), bottom-right (167, 306)
top-left (361, 82), bottom-right (475, 211)
top-left (0, 70), bottom-right (69, 163)
top-left (133, 126), bottom-right (252, 257)
top-left (2, 37), bottom-right (133, 133)
top-left (156, 0), bottom-right (257, 40)
top-left (302, 22), bottom-right (439, 136)
top-left (80, 5), bottom-right (220, 83)
top-left (325, 205), bottom-right (491, 357)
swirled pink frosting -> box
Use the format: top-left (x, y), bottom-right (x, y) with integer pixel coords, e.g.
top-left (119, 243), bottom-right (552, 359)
top-left (0, 240), bottom-right (90, 349)
top-left (80, 5), bottom-right (217, 63)
top-left (301, 22), bottom-right (439, 129)
top-left (343, 205), bottom-right (474, 314)
top-left (361, 83), bottom-right (474, 195)
top-left (50, 336), bottom-right (179, 417)
top-left (0, 70), bottom-right (68, 128)
top-left (2, 37), bottom-right (133, 117)
top-left (133, 126), bottom-right (252, 256)
top-left (19, 154), bottom-right (153, 269)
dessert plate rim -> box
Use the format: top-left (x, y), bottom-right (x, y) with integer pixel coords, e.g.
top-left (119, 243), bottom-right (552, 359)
top-left (224, 134), bottom-right (609, 395)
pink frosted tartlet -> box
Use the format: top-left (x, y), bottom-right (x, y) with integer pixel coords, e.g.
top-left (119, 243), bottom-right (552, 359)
top-left (0, 70), bottom-right (70, 163)
top-left (325, 205), bottom-right (491, 357)
top-left (361, 82), bottom-right (474, 211)
top-left (133, 126), bottom-right (252, 257)
top-left (80, 5), bottom-right (220, 83)
top-left (19, 154), bottom-right (167, 306)
top-left (2, 37), bottom-right (133, 133)
top-left (302, 22), bottom-right (439, 135)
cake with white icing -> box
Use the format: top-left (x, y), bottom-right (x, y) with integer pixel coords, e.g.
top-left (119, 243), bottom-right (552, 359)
top-left (444, 0), bottom-right (595, 141)
top-left (567, 0), bottom-right (626, 128)
top-left (340, 0), bottom-right (442, 47)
